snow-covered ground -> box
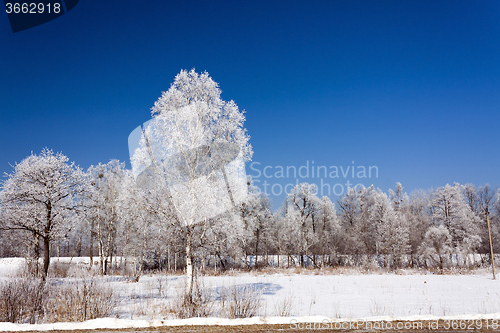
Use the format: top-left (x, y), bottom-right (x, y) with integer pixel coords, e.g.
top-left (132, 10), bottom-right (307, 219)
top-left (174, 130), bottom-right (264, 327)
top-left (1, 257), bottom-right (499, 331)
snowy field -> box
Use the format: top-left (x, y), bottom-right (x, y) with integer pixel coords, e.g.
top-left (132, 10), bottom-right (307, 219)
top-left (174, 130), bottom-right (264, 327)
top-left (1, 257), bottom-right (500, 331)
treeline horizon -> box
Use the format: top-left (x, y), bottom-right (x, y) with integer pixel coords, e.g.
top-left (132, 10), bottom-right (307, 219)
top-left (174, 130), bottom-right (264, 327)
top-left (1, 151), bottom-right (499, 276)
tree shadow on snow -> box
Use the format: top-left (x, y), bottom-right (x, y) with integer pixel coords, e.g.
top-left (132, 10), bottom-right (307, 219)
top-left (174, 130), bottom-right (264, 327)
top-left (210, 282), bottom-right (282, 301)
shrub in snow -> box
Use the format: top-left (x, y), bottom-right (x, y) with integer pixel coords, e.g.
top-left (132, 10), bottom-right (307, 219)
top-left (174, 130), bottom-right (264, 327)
top-left (220, 284), bottom-right (262, 319)
top-left (0, 274), bottom-right (117, 324)
top-left (0, 278), bottom-right (45, 324)
top-left (44, 275), bottom-right (117, 322)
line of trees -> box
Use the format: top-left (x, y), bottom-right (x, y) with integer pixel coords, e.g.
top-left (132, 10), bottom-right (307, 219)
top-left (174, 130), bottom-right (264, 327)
top-left (243, 180), bottom-right (500, 270)
top-left (0, 70), bottom-right (498, 292)
top-left (1, 153), bottom-right (499, 276)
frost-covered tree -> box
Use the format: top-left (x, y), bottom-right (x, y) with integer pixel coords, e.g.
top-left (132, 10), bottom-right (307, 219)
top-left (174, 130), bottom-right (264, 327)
top-left (364, 186), bottom-right (391, 255)
top-left (418, 225), bottom-right (453, 269)
top-left (240, 177), bottom-right (273, 267)
top-left (464, 183), bottom-right (497, 253)
top-left (430, 183), bottom-right (481, 254)
top-left (463, 183), bottom-right (480, 214)
top-left (0, 149), bottom-right (91, 279)
top-left (378, 183), bottom-right (411, 267)
top-left (283, 184), bottom-right (340, 267)
top-left (286, 183), bottom-right (322, 266)
top-left (118, 171), bottom-right (180, 277)
top-left (388, 182), bottom-right (409, 213)
top-left (407, 190), bottom-right (432, 265)
top-left (87, 160), bottom-right (127, 274)
top-left (339, 185), bottom-right (388, 256)
top-left (131, 69), bottom-right (252, 302)
top-left (337, 184), bottom-right (410, 263)
top-left (313, 196), bottom-right (340, 265)
top-left (377, 207), bottom-right (410, 267)
top-left (274, 205), bottom-right (302, 266)
top-left (477, 184), bottom-right (494, 220)
top-left (337, 186), bottom-right (362, 254)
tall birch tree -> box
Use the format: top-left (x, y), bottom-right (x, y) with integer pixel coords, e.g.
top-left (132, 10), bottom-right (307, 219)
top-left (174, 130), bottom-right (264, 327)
top-left (131, 69), bottom-right (252, 303)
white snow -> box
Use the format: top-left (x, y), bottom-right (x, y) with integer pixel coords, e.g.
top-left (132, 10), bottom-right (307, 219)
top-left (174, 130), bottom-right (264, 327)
top-left (3, 314), bottom-right (500, 332)
top-left (1, 258), bottom-right (499, 331)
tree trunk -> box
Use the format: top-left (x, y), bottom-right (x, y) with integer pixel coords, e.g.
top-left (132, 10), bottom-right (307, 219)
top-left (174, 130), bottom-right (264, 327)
top-left (255, 228), bottom-right (260, 269)
top-left (42, 236), bottom-right (50, 280)
top-left (89, 220), bottom-right (94, 267)
top-left (42, 202), bottom-right (53, 281)
top-left (185, 229), bottom-right (194, 303)
top-left (106, 229), bottom-right (112, 274)
top-left (167, 247), bottom-right (171, 271)
top-left (33, 232), bottom-right (40, 277)
top-left (97, 221), bottom-right (105, 275)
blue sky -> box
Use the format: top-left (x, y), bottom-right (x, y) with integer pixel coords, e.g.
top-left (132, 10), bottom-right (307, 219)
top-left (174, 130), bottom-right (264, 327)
top-left (1, 1), bottom-right (499, 209)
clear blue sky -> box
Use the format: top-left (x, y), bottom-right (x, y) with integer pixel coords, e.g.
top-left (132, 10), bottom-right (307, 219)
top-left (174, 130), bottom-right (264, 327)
top-left (1, 1), bottom-right (499, 209)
